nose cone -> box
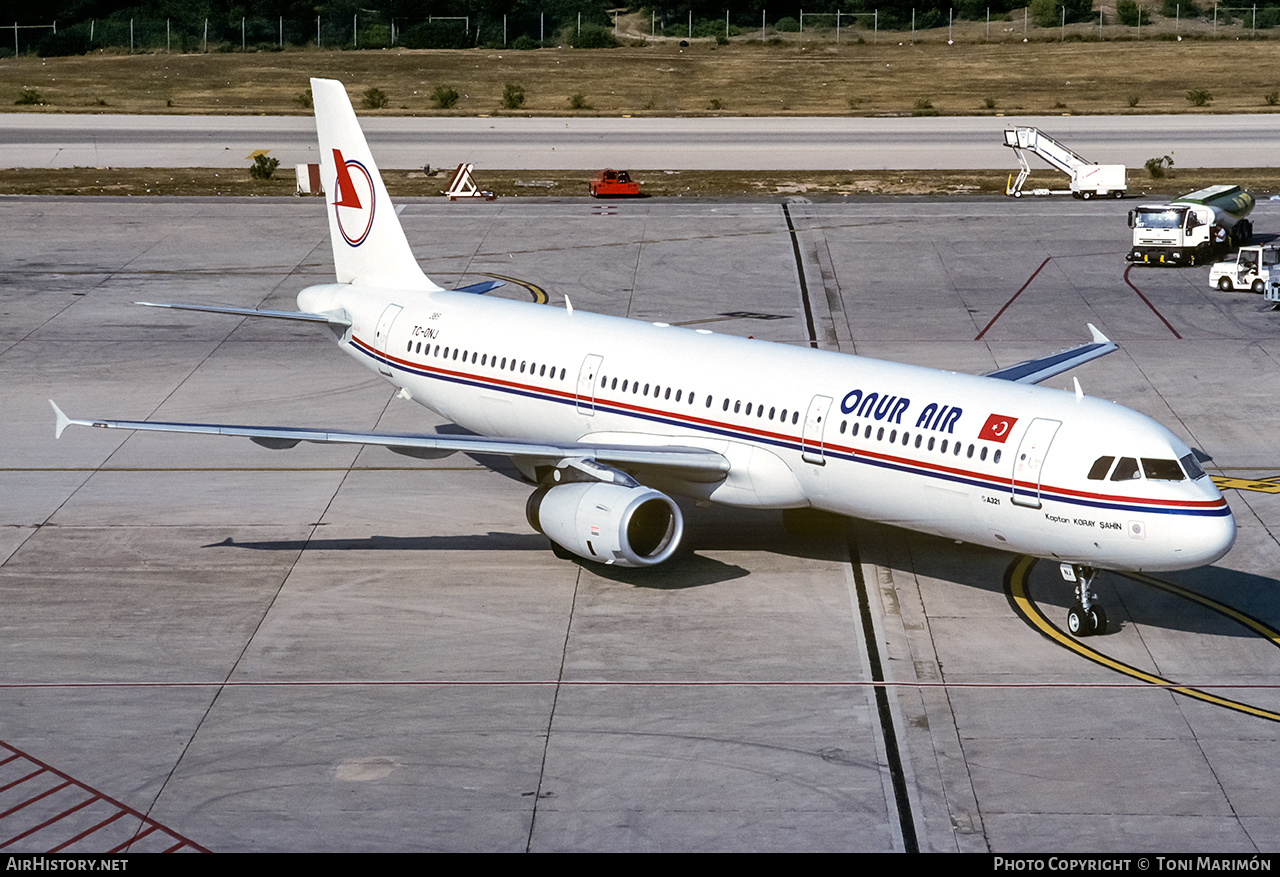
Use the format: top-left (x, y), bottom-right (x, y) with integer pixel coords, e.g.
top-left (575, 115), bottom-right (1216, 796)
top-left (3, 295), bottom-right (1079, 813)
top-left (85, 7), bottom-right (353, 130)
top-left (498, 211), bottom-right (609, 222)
top-left (1198, 507), bottom-right (1237, 566)
top-left (1146, 503), bottom-right (1236, 572)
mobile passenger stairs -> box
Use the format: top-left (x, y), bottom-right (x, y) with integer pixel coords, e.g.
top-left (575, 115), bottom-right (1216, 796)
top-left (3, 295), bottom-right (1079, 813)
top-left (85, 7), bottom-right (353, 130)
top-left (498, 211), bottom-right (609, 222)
top-left (1003, 127), bottom-right (1126, 200)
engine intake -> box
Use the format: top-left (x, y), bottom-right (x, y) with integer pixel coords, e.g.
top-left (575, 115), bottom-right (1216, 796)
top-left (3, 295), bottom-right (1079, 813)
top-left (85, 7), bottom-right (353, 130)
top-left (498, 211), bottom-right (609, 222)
top-left (525, 482), bottom-right (683, 567)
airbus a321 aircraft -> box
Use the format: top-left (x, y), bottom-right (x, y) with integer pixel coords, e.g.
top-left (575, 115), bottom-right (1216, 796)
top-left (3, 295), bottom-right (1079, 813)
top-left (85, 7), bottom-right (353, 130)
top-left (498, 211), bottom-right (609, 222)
top-left (52, 78), bottom-right (1235, 639)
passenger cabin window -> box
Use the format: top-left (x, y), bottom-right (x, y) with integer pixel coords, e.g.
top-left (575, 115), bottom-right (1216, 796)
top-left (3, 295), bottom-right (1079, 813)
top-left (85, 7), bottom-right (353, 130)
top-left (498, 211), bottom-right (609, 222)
top-left (1142, 458), bottom-right (1185, 481)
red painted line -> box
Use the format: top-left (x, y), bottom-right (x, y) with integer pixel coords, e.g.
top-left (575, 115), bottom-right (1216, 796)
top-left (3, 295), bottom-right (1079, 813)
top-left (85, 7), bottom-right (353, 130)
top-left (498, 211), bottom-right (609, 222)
top-left (110, 823), bottom-right (158, 853)
top-left (0, 767), bottom-right (46, 796)
top-left (2, 793), bottom-right (97, 848)
top-left (0, 740), bottom-right (209, 853)
top-left (0, 780), bottom-right (73, 831)
top-left (49, 808), bottom-right (125, 853)
top-left (975, 256), bottom-right (1052, 340)
top-left (1122, 264), bottom-right (1183, 339)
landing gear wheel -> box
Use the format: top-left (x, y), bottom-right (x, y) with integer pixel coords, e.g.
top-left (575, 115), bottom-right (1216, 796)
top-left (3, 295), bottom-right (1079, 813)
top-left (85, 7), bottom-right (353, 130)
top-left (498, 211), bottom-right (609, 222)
top-left (1067, 604), bottom-right (1096, 637)
top-left (1089, 606), bottom-right (1107, 635)
top-left (1219, 277), bottom-right (1234, 291)
top-left (1060, 563), bottom-right (1109, 638)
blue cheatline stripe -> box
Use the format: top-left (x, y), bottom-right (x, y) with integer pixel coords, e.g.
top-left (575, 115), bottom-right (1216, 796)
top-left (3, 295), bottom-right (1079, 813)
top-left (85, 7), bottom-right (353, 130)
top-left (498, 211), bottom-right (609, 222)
top-left (354, 339), bottom-right (1229, 520)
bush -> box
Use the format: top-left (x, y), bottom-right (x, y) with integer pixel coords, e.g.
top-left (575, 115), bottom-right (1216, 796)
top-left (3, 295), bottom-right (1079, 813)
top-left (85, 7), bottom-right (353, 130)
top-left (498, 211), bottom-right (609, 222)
top-left (573, 24), bottom-right (619, 48)
top-left (362, 87), bottom-right (388, 110)
top-left (295, 91), bottom-right (313, 109)
top-left (1031, 0), bottom-right (1095, 27)
top-left (1186, 88), bottom-right (1212, 107)
top-left (1128, 95), bottom-right (1141, 107)
top-left (35, 27), bottom-right (90, 57)
top-left (691, 19), bottom-right (739, 38)
top-left (399, 21), bottom-right (472, 49)
top-left (432, 85), bottom-right (459, 109)
top-left (775, 17), bottom-right (800, 32)
top-left (1266, 90), bottom-right (1279, 106)
top-left (15, 88), bottom-right (41, 106)
top-left (1116, 0), bottom-right (1150, 26)
top-left (502, 83), bottom-right (525, 110)
top-left (569, 92), bottom-right (592, 109)
top-left (1145, 155), bottom-right (1174, 178)
top-left (512, 34), bottom-right (537, 49)
top-left (918, 8), bottom-right (944, 28)
top-left (249, 154), bottom-right (280, 180)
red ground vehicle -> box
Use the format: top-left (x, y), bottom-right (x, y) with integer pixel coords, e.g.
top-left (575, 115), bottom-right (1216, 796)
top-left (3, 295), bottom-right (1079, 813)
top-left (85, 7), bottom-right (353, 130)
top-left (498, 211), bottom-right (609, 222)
top-left (589, 169), bottom-right (641, 198)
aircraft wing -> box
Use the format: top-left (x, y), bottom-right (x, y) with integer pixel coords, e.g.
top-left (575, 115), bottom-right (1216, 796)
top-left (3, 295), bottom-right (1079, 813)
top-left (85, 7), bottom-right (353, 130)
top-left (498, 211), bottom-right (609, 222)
top-left (49, 401), bottom-right (730, 483)
top-left (984, 324), bottom-right (1117, 385)
top-left (136, 301), bottom-right (352, 327)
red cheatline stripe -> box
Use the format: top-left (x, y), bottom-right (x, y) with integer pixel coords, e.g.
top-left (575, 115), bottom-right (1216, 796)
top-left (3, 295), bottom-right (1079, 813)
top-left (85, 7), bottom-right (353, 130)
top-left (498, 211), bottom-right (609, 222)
top-left (975, 256), bottom-right (1052, 340)
top-left (1122, 264), bottom-right (1183, 339)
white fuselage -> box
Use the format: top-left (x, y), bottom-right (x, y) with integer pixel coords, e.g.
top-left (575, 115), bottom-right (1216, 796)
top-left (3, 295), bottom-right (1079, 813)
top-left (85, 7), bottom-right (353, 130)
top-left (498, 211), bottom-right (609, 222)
top-left (298, 282), bottom-right (1235, 573)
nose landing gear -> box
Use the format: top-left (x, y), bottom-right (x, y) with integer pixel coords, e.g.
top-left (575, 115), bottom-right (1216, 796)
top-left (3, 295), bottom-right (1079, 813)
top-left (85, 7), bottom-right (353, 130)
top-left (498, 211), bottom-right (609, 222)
top-left (1061, 563), bottom-right (1108, 636)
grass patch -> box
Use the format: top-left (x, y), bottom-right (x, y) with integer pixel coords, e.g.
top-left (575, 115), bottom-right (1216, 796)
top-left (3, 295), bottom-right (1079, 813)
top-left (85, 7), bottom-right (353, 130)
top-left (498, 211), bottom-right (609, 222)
top-left (3, 40), bottom-right (1280, 117)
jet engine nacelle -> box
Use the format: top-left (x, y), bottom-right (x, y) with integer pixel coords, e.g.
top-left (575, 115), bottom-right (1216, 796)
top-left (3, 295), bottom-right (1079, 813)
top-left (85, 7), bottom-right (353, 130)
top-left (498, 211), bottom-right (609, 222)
top-left (525, 482), bottom-right (683, 567)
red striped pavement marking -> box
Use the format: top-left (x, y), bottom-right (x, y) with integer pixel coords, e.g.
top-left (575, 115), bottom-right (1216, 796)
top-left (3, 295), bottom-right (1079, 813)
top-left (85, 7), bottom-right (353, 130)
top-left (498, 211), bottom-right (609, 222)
top-left (0, 740), bottom-right (207, 853)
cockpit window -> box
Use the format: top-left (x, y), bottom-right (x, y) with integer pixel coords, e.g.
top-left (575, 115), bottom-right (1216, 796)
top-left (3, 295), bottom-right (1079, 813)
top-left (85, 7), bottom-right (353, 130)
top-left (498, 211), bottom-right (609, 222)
top-left (1141, 458), bottom-right (1185, 481)
top-left (1179, 453), bottom-right (1207, 480)
top-left (1110, 457), bottom-right (1141, 481)
top-left (1087, 456), bottom-right (1115, 480)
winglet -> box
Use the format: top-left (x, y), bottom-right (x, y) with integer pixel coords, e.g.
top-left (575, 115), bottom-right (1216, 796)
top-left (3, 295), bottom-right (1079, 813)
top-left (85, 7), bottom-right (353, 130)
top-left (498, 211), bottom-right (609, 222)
top-left (1087, 323), bottom-right (1110, 345)
top-left (50, 400), bottom-right (72, 439)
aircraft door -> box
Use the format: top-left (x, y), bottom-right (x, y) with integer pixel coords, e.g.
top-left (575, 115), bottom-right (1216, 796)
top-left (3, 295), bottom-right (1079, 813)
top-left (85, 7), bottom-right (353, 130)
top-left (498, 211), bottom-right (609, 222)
top-left (1010, 417), bottom-right (1061, 509)
top-left (576, 354), bottom-right (603, 414)
top-left (801, 395), bottom-right (833, 465)
top-left (373, 304), bottom-right (403, 377)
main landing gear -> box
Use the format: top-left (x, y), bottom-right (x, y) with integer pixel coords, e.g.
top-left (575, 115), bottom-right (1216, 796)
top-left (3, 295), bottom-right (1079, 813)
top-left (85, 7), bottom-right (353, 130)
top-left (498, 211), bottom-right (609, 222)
top-left (1060, 563), bottom-right (1108, 637)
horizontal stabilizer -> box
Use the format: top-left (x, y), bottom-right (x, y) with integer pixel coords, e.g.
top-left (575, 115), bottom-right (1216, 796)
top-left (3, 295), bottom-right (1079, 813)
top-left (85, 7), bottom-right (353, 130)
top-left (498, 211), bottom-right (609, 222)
top-left (135, 301), bottom-right (352, 328)
top-left (985, 324), bottom-right (1117, 385)
top-left (453, 280), bottom-right (506, 295)
top-left (49, 404), bottom-right (731, 483)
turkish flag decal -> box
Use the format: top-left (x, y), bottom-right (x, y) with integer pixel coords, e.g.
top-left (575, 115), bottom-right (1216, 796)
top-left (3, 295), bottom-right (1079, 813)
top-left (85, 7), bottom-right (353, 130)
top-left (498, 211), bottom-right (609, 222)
top-left (979, 413), bottom-right (1018, 443)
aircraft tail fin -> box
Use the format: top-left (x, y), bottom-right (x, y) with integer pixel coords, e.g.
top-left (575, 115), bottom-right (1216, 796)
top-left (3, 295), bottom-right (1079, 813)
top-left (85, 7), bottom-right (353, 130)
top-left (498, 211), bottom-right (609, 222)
top-left (311, 78), bottom-right (440, 291)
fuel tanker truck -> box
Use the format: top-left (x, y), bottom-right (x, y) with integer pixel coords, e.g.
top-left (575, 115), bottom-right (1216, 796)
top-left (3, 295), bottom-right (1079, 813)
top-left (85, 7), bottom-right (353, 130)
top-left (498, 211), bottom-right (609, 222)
top-left (1126, 184), bottom-right (1255, 266)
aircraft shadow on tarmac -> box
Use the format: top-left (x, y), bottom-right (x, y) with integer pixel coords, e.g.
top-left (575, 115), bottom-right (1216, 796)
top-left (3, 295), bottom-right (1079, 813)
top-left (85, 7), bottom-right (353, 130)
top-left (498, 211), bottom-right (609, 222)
top-left (892, 523), bottom-right (1280, 642)
top-left (203, 463), bottom-right (1276, 630)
